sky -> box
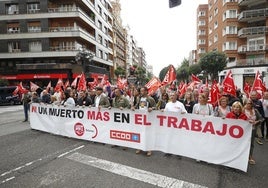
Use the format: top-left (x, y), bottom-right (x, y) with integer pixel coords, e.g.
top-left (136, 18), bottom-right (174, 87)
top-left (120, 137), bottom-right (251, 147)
top-left (119, 0), bottom-right (208, 76)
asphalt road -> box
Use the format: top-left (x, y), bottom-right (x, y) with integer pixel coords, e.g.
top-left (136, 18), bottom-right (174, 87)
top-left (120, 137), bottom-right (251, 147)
top-left (0, 105), bottom-right (268, 188)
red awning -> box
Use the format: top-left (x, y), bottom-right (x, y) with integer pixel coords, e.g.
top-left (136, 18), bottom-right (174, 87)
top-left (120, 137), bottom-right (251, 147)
top-left (0, 73), bottom-right (68, 80)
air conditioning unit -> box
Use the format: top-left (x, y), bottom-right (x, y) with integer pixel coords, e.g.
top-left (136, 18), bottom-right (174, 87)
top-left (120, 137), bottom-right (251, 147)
top-left (258, 45), bottom-right (264, 50)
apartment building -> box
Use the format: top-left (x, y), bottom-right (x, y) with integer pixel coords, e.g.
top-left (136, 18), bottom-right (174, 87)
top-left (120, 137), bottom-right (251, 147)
top-left (196, 4), bottom-right (209, 62)
top-left (111, 0), bottom-right (127, 80)
top-left (196, 0), bottom-right (268, 89)
top-left (0, 0), bottom-right (114, 86)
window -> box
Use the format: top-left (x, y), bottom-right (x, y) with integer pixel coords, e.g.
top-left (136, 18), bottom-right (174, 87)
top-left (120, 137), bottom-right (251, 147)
top-left (214, 21), bottom-right (218, 29)
top-left (98, 20), bottom-right (102, 30)
top-left (229, 10), bottom-right (237, 18)
top-left (98, 5), bottom-right (102, 15)
top-left (104, 53), bottom-right (108, 60)
top-left (104, 13), bottom-right (108, 21)
top-left (8, 42), bottom-right (20, 52)
top-left (199, 20), bottom-right (206, 26)
top-left (214, 34), bottom-right (218, 42)
top-left (198, 39), bottom-right (206, 45)
top-left (29, 41), bottom-right (42, 52)
top-left (104, 39), bottom-right (108, 47)
top-left (209, 40), bottom-right (212, 46)
top-left (98, 49), bottom-right (103, 58)
top-left (209, 15), bottom-right (212, 22)
top-left (198, 48), bottom-right (206, 54)
top-left (98, 35), bottom-right (103, 44)
top-left (27, 3), bottom-right (40, 13)
top-left (223, 42), bottom-right (237, 50)
top-left (229, 42), bottom-right (236, 50)
top-left (199, 11), bottom-right (206, 17)
top-left (248, 38), bottom-right (265, 51)
top-left (6, 4), bottom-right (19, 14)
top-left (7, 23), bottom-right (20, 33)
top-left (198, 30), bottom-right (206, 35)
top-left (214, 8), bottom-right (218, 16)
top-left (223, 26), bottom-right (237, 35)
top-left (229, 26), bottom-right (237, 34)
top-left (28, 22), bottom-right (41, 32)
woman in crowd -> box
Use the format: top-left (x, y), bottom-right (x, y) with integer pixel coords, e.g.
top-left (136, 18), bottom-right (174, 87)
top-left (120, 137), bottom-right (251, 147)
top-left (192, 93), bottom-right (213, 116)
top-left (214, 96), bottom-right (231, 118)
top-left (182, 91), bottom-right (195, 113)
top-left (262, 91), bottom-right (268, 141)
top-left (156, 92), bottom-right (169, 110)
top-left (243, 98), bottom-right (264, 164)
top-left (61, 90), bottom-right (75, 107)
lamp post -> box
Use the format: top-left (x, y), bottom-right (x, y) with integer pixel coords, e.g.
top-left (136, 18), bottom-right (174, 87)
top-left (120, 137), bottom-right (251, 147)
top-left (75, 46), bottom-right (94, 74)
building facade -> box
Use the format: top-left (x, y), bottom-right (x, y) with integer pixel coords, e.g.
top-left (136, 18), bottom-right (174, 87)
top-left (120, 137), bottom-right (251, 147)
top-left (0, 0), bottom-right (114, 86)
top-left (111, 0), bottom-right (127, 81)
top-left (196, 0), bottom-right (268, 89)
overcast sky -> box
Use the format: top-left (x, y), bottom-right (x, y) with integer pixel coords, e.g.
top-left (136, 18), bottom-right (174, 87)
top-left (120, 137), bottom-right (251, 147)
top-left (119, 0), bottom-right (208, 76)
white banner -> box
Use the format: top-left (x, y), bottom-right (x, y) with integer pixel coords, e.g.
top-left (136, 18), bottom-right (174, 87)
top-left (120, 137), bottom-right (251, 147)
top-left (30, 103), bottom-right (251, 172)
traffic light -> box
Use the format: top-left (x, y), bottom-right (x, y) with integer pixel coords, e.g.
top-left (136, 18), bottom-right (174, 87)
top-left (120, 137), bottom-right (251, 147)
top-left (169, 0), bottom-right (181, 8)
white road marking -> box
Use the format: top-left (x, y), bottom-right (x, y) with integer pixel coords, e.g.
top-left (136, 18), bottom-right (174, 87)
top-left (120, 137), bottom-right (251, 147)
top-left (66, 152), bottom-right (207, 188)
top-left (57, 145), bottom-right (85, 158)
top-left (1, 176), bottom-right (15, 184)
top-left (0, 106), bottom-right (22, 114)
top-left (0, 145), bottom-right (84, 185)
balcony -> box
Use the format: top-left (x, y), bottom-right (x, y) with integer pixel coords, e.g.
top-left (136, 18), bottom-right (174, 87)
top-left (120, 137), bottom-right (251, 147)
top-left (238, 0), bottom-right (266, 6)
top-left (238, 8), bottom-right (268, 22)
top-left (238, 44), bottom-right (268, 53)
top-left (227, 58), bottom-right (268, 68)
top-left (238, 26), bottom-right (268, 37)
top-left (49, 46), bottom-right (77, 51)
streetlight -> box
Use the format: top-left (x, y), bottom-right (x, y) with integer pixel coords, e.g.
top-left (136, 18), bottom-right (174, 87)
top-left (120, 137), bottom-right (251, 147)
top-left (75, 46), bottom-right (94, 73)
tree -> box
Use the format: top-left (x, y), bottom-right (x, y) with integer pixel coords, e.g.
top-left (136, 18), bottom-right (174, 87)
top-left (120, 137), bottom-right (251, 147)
top-left (135, 66), bottom-right (147, 86)
top-left (199, 51), bottom-right (227, 81)
top-left (159, 66), bottom-right (169, 81)
top-left (189, 63), bottom-right (202, 76)
top-left (176, 58), bottom-right (189, 82)
top-left (114, 66), bottom-right (126, 77)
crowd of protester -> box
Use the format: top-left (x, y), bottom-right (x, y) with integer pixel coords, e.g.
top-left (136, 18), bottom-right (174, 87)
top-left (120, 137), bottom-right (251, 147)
top-left (22, 82), bottom-right (268, 166)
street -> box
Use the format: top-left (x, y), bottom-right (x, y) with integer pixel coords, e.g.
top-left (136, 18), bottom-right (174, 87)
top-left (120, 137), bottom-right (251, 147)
top-left (0, 105), bottom-right (267, 188)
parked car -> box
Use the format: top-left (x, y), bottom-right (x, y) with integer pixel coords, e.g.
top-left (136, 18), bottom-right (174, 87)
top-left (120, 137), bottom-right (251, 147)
top-left (0, 86), bottom-right (22, 105)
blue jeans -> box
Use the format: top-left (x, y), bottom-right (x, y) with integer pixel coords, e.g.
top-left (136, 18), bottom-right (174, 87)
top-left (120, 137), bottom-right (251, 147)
top-left (23, 103), bottom-right (30, 120)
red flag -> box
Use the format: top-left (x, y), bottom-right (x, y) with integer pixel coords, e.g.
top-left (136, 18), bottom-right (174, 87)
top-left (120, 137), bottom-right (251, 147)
top-left (243, 82), bottom-right (251, 98)
top-left (117, 77), bottom-right (128, 90)
top-left (30, 81), bottom-right (39, 92)
top-left (64, 80), bottom-right (70, 89)
top-left (178, 81), bottom-right (184, 91)
top-left (179, 83), bottom-right (187, 98)
top-left (13, 82), bottom-right (28, 95)
top-left (71, 75), bottom-right (81, 88)
top-left (99, 74), bottom-right (108, 87)
top-left (161, 65), bottom-right (176, 86)
top-left (210, 80), bottom-right (220, 106)
top-left (191, 74), bottom-right (201, 83)
top-left (46, 81), bottom-right (51, 91)
top-left (88, 75), bottom-right (98, 89)
top-left (145, 77), bottom-right (162, 95)
top-left (54, 78), bottom-right (64, 91)
top-left (222, 70), bottom-right (236, 96)
top-left (251, 70), bottom-right (266, 97)
top-left (77, 73), bottom-right (87, 91)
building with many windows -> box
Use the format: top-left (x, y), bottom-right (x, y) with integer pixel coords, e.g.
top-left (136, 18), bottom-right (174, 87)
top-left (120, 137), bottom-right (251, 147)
top-left (196, 0), bottom-right (267, 89)
top-left (110, 0), bottom-right (127, 81)
top-left (0, 0), bottom-right (114, 86)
